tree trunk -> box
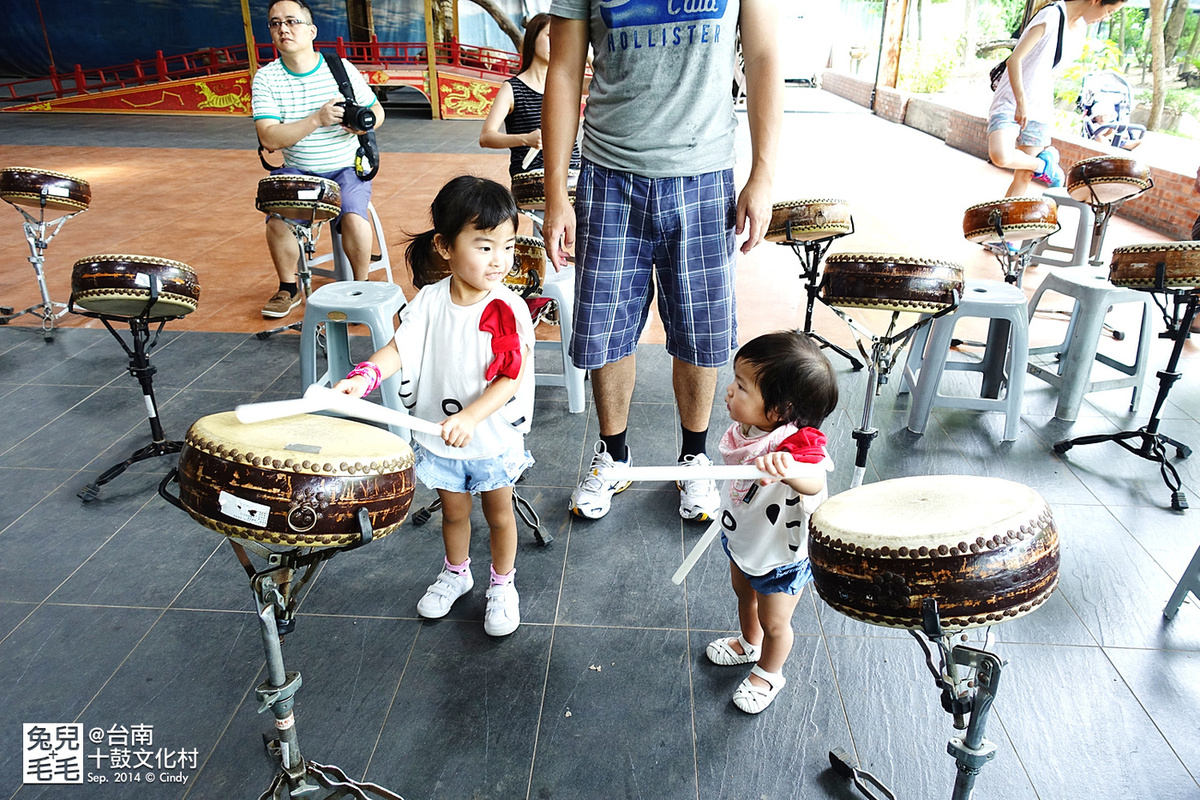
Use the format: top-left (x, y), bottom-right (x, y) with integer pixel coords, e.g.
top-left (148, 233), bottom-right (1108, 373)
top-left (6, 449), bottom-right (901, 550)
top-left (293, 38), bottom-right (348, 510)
top-left (1187, 11), bottom-right (1200, 65)
top-left (1165, 0), bottom-right (1189, 66)
top-left (466, 0), bottom-right (523, 52)
top-left (962, 0), bottom-right (977, 66)
top-left (1149, 0), bottom-right (1167, 130)
top-left (1118, 6), bottom-right (1126, 53)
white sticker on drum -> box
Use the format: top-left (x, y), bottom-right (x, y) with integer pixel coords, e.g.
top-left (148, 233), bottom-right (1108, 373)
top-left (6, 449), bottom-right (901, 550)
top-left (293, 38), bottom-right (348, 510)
top-left (218, 491), bottom-right (270, 527)
top-left (46, 186), bottom-right (70, 197)
top-left (297, 189), bottom-right (320, 199)
top-left (134, 272), bottom-right (151, 288)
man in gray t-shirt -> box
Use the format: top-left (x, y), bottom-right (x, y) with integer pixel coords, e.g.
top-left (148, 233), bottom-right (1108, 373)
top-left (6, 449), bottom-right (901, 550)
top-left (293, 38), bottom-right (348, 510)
top-left (542, 0), bottom-right (782, 523)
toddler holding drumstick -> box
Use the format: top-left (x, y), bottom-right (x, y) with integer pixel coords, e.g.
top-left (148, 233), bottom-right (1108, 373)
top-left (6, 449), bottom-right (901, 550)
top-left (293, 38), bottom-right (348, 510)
top-left (333, 175), bottom-right (534, 637)
top-left (704, 331), bottom-right (838, 713)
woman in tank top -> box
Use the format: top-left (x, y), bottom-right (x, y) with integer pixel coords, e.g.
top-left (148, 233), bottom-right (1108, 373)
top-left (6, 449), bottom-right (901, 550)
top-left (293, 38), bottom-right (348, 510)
top-left (479, 13), bottom-right (580, 177)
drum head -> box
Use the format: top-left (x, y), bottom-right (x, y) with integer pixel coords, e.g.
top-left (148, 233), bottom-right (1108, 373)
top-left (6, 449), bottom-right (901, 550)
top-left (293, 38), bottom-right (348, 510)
top-left (808, 475), bottom-right (1059, 631)
top-left (0, 166), bottom-right (91, 213)
top-left (766, 199), bottom-right (852, 243)
top-left (822, 252), bottom-right (963, 314)
top-left (177, 412), bottom-right (415, 547)
top-left (1066, 155), bottom-right (1152, 205)
top-left (1109, 242), bottom-right (1200, 290)
top-left (962, 196), bottom-right (1058, 244)
top-left (511, 169), bottom-right (577, 210)
top-left (70, 254), bottom-right (200, 319)
top-left (256, 175), bottom-right (341, 223)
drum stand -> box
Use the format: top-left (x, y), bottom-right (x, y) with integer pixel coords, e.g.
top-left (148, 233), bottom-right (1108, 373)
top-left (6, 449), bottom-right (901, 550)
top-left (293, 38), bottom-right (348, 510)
top-left (982, 213), bottom-right (1059, 288)
top-left (1053, 275), bottom-right (1196, 512)
top-left (828, 300), bottom-right (958, 487)
top-left (258, 212), bottom-right (330, 341)
top-left (76, 284), bottom-right (185, 503)
top-left (1077, 179), bottom-right (1152, 268)
top-left (830, 599), bottom-right (1004, 800)
top-left (0, 198), bottom-right (84, 341)
top-left (779, 224), bottom-right (864, 371)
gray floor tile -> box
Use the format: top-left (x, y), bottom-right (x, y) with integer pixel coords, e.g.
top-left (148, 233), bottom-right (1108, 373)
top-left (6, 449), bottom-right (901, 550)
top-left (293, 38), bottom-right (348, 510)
top-left (1106, 646), bottom-right (1200, 784)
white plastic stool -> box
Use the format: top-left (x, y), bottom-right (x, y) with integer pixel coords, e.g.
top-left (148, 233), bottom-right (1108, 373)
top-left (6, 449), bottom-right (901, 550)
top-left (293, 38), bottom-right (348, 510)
top-left (1025, 266), bottom-right (1152, 421)
top-left (903, 280), bottom-right (1029, 441)
top-left (300, 281), bottom-right (408, 436)
top-left (1029, 188), bottom-right (1096, 269)
top-left (310, 201), bottom-right (393, 283)
top-left (535, 266), bottom-right (586, 414)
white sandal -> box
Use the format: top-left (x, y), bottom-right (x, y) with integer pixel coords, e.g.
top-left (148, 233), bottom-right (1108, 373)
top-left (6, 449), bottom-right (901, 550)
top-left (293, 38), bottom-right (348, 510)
top-left (732, 665), bottom-right (786, 714)
top-left (705, 635), bottom-right (761, 666)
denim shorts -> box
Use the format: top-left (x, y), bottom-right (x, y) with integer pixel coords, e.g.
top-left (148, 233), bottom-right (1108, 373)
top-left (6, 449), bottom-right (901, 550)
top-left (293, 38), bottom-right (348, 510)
top-left (269, 165), bottom-right (372, 223)
top-left (986, 112), bottom-right (1051, 149)
top-left (571, 159), bottom-right (738, 370)
top-left (413, 443), bottom-right (534, 495)
top-left (721, 534), bottom-right (814, 596)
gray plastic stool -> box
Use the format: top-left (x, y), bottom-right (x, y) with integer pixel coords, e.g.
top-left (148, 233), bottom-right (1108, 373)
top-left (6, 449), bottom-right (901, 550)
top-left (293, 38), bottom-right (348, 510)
top-left (300, 281), bottom-right (408, 435)
top-left (1165, 543), bottom-right (1200, 619)
top-left (903, 279), bottom-right (1029, 441)
top-left (309, 201), bottom-right (393, 283)
top-left (1026, 266), bottom-right (1152, 421)
top-left (536, 266), bottom-right (586, 414)
top-left (1030, 188), bottom-right (1096, 269)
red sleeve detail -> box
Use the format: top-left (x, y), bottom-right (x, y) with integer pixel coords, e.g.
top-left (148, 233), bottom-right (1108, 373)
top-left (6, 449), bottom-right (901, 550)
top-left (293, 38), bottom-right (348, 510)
top-left (479, 298), bottom-right (523, 381)
top-left (776, 427), bottom-right (827, 464)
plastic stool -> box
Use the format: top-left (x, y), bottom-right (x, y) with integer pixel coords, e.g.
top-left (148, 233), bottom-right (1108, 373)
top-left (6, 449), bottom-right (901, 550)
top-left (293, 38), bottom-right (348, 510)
top-left (903, 280), bottom-right (1029, 441)
top-left (310, 201), bottom-right (393, 283)
top-left (536, 266), bottom-right (586, 414)
top-left (1165, 542), bottom-right (1200, 619)
top-left (300, 281), bottom-right (408, 436)
top-left (1029, 188), bottom-right (1096, 269)
top-left (1025, 266), bottom-right (1152, 421)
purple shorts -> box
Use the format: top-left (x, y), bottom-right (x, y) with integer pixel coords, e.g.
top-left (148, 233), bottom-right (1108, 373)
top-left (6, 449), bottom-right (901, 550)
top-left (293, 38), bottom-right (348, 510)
top-left (269, 165), bottom-right (371, 224)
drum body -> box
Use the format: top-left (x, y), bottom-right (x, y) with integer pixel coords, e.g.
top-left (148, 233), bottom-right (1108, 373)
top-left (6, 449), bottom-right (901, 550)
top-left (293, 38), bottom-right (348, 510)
top-left (177, 412), bottom-right (415, 547)
top-left (417, 235), bottom-right (546, 297)
top-left (1066, 155), bottom-right (1152, 205)
top-left (962, 196), bottom-right (1058, 243)
top-left (808, 475), bottom-right (1059, 631)
top-left (511, 169), bottom-right (578, 210)
top-left (766, 199), bottom-right (852, 243)
top-left (255, 175), bottom-right (341, 223)
top-left (0, 166), bottom-right (91, 213)
top-left (821, 252), bottom-right (963, 314)
top-left (1109, 242), bottom-right (1200, 290)
top-left (71, 254), bottom-right (200, 319)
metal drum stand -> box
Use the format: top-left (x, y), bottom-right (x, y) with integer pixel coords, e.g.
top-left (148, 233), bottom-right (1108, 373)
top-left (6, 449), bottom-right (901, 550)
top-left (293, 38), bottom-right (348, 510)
top-left (778, 220), bottom-right (863, 370)
top-left (0, 194), bottom-right (84, 340)
top-left (258, 207), bottom-right (333, 341)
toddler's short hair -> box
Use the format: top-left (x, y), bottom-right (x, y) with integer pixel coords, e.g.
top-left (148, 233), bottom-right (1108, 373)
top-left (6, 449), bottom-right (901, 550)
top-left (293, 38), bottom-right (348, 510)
top-left (735, 331), bottom-right (839, 429)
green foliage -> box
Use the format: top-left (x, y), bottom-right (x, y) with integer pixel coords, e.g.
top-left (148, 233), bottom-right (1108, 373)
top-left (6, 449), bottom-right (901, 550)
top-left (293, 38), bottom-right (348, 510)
top-left (1135, 87), bottom-right (1200, 117)
top-left (897, 40), bottom-right (957, 94)
top-left (1060, 38), bottom-right (1126, 83)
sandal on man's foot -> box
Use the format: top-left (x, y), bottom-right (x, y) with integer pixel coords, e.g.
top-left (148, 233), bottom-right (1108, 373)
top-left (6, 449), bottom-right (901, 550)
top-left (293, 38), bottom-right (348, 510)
top-left (732, 665), bottom-right (786, 714)
top-left (705, 635), bottom-right (760, 666)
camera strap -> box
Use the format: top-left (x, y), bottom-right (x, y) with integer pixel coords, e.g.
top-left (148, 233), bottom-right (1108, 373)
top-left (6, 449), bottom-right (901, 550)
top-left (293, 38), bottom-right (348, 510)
top-left (323, 52), bottom-right (380, 181)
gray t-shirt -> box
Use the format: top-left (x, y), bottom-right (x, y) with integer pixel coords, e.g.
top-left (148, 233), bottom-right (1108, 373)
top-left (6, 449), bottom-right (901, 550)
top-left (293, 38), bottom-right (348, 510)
top-left (550, 0), bottom-right (741, 178)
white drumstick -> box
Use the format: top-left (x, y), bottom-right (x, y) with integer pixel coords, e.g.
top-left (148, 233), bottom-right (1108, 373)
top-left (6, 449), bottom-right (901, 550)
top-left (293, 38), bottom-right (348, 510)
top-left (598, 464), bottom-right (797, 483)
top-left (302, 385), bottom-right (444, 437)
top-left (235, 394), bottom-right (335, 424)
top-left (522, 146), bottom-right (540, 170)
top-left (671, 519), bottom-right (722, 585)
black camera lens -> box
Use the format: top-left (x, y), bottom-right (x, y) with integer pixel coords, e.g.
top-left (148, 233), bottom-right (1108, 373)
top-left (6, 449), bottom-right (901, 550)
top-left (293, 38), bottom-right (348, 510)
top-left (337, 101), bottom-right (375, 131)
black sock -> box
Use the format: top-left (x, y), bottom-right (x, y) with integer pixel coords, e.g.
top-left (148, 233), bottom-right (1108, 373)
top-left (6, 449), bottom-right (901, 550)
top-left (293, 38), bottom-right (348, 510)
top-left (600, 431), bottom-right (628, 463)
top-left (279, 282), bottom-right (298, 296)
top-left (679, 426), bottom-right (708, 461)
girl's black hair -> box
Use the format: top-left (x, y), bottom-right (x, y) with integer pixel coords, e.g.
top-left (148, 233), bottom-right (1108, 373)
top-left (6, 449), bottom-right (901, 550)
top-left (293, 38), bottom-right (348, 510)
top-left (520, 14), bottom-right (551, 73)
top-left (735, 331), bottom-right (839, 429)
top-left (406, 175), bottom-right (519, 287)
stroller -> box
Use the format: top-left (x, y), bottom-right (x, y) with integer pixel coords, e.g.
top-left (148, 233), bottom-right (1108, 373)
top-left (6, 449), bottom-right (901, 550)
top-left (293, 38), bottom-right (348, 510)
top-left (1076, 70), bottom-right (1146, 150)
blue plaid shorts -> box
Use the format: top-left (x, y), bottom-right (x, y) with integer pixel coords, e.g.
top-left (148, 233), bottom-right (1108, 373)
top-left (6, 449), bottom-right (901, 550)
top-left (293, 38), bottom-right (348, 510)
top-left (571, 160), bottom-right (738, 370)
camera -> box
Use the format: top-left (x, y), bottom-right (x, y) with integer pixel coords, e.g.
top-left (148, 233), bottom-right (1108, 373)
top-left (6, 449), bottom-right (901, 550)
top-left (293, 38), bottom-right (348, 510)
top-left (337, 101), bottom-right (376, 132)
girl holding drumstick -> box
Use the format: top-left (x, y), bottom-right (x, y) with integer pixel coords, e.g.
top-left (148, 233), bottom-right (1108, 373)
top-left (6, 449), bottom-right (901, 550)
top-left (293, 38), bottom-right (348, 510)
top-left (987, 0), bottom-right (1125, 197)
top-left (333, 176), bottom-right (534, 637)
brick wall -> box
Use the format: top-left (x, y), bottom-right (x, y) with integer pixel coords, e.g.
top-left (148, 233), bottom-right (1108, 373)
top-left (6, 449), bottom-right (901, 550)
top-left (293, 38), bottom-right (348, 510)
top-left (820, 70), bottom-right (873, 110)
top-left (874, 86), bottom-right (909, 124)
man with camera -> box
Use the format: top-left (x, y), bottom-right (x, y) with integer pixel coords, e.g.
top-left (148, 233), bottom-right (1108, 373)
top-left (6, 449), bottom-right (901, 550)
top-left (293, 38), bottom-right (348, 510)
top-left (252, 0), bottom-right (385, 319)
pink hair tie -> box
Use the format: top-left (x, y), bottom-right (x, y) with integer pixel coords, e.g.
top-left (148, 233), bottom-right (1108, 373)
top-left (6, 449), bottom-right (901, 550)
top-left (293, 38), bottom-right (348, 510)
top-left (346, 361), bottom-right (382, 395)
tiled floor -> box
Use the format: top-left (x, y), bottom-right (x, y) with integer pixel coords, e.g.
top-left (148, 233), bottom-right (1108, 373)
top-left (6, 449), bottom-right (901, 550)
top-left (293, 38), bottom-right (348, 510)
top-left (2, 89), bottom-right (1200, 800)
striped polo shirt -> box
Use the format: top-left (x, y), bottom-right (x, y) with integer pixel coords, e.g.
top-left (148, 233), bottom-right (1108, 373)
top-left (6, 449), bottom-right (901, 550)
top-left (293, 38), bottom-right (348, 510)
top-left (252, 56), bottom-right (376, 174)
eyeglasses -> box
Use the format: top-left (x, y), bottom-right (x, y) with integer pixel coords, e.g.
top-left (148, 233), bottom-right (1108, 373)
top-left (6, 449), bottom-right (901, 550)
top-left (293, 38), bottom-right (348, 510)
top-left (268, 18), bottom-right (312, 31)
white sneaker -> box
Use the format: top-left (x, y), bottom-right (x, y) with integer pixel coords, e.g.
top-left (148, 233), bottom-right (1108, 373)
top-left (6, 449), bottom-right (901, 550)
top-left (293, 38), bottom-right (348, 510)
top-left (570, 442), bottom-right (632, 519)
top-left (677, 453), bottom-right (720, 521)
top-left (416, 566), bottom-right (474, 619)
top-left (483, 583), bottom-right (520, 636)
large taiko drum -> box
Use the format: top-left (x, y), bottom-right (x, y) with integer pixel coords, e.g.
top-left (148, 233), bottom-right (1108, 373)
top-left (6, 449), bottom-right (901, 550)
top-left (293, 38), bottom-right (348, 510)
top-left (821, 252), bottom-right (964, 314)
top-left (1108, 241), bottom-right (1200, 290)
top-left (511, 168), bottom-right (578, 210)
top-left (176, 412), bottom-right (415, 547)
top-left (255, 175), bottom-right (341, 223)
top-left (766, 198), bottom-right (852, 243)
top-left (808, 475), bottom-right (1059, 631)
top-left (0, 166), bottom-right (91, 213)
top-left (962, 196), bottom-right (1058, 244)
top-left (1067, 155), bottom-right (1152, 205)
top-left (70, 254), bottom-right (200, 319)
top-left (417, 235), bottom-right (546, 298)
